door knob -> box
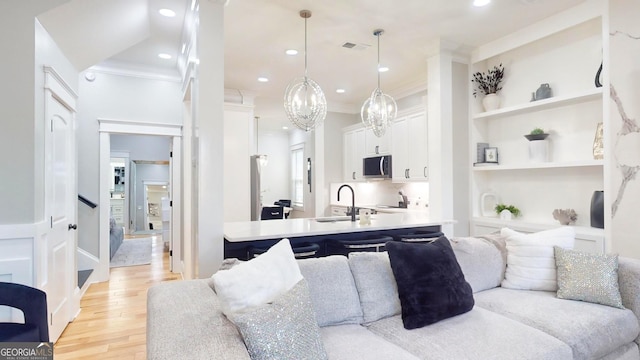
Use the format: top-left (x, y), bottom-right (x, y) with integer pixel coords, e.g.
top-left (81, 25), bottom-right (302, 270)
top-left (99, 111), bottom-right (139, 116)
top-left (68, 224), bottom-right (77, 230)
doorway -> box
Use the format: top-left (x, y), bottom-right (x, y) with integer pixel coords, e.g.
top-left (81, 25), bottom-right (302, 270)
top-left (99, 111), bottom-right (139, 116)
top-left (97, 120), bottom-right (182, 282)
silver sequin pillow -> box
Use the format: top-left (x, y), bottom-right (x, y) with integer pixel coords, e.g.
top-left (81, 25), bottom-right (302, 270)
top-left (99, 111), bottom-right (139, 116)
top-left (228, 279), bottom-right (328, 360)
top-left (554, 246), bottom-right (624, 309)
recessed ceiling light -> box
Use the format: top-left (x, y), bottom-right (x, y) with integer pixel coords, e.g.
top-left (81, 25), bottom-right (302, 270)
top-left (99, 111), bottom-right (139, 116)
top-left (159, 8), bottom-right (176, 17)
top-left (285, 49), bottom-right (298, 56)
top-left (378, 66), bottom-right (389, 73)
top-left (282, 126), bottom-right (289, 130)
top-left (158, 53), bottom-right (172, 60)
top-left (336, 89), bottom-right (346, 94)
top-left (473, 0), bottom-right (491, 7)
top-left (257, 77), bottom-right (269, 82)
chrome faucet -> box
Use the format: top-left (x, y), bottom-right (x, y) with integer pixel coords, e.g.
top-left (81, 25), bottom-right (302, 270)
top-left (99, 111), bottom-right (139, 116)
top-left (338, 184), bottom-right (356, 222)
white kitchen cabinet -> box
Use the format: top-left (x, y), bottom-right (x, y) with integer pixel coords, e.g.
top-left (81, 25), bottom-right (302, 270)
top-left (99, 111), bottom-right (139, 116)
top-left (343, 127), bottom-right (365, 182)
top-left (391, 109), bottom-right (428, 181)
top-left (364, 127), bottom-right (391, 156)
top-left (468, 10), bottom-right (605, 245)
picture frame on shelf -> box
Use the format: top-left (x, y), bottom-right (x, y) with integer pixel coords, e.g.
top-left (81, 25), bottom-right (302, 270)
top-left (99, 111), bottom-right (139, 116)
top-left (484, 147), bottom-right (499, 163)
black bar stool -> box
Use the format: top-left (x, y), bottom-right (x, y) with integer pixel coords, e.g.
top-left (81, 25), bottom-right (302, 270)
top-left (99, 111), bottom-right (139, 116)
top-left (394, 231), bottom-right (444, 243)
top-left (247, 242), bottom-right (320, 260)
top-left (326, 235), bottom-right (393, 256)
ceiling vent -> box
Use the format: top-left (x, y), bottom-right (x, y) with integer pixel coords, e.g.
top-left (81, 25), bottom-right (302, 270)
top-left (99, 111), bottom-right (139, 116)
top-left (342, 42), bottom-right (370, 51)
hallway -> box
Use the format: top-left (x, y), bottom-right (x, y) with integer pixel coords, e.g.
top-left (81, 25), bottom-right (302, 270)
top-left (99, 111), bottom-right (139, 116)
top-left (54, 235), bottom-right (181, 359)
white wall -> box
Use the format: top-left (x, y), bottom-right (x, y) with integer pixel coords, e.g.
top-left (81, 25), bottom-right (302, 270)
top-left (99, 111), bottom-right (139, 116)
top-left (111, 134), bottom-right (171, 161)
top-left (0, 2), bottom-right (75, 224)
top-left (76, 72), bottom-right (181, 258)
top-left (259, 129), bottom-right (291, 205)
top-left (321, 112), bottom-right (360, 216)
top-left (452, 61), bottom-right (470, 236)
top-left (224, 105), bottom-right (251, 222)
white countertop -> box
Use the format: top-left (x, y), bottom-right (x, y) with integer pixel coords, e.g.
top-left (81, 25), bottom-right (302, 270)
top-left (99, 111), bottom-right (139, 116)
top-left (224, 213), bottom-right (453, 242)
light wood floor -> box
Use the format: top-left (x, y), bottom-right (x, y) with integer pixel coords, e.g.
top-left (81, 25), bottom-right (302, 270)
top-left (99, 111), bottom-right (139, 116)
top-left (54, 235), bottom-right (181, 359)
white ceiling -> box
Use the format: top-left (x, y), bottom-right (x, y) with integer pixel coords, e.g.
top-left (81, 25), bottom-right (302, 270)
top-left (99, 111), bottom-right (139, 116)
top-left (39, 0), bottom-right (588, 128)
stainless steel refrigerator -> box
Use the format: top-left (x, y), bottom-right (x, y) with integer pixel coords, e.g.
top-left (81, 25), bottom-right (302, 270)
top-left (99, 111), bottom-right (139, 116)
top-left (250, 155), bottom-right (267, 221)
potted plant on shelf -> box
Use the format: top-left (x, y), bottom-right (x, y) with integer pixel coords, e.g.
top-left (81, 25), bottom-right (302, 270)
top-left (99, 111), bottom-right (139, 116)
top-left (472, 63), bottom-right (505, 111)
top-left (524, 127), bottom-right (549, 141)
top-left (525, 128), bottom-right (550, 162)
top-left (495, 203), bottom-right (520, 221)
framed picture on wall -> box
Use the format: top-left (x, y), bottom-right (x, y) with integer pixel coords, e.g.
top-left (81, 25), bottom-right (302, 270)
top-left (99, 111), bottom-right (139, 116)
top-left (484, 147), bottom-right (499, 163)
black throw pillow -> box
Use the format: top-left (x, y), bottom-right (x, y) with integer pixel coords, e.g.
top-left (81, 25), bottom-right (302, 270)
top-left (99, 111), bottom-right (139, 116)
top-left (386, 236), bottom-right (474, 329)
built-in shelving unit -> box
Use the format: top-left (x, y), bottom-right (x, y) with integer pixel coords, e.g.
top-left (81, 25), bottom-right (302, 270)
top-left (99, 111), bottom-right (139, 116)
top-left (472, 88), bottom-right (603, 121)
top-left (472, 159), bottom-right (603, 171)
top-left (468, 6), bottom-right (606, 254)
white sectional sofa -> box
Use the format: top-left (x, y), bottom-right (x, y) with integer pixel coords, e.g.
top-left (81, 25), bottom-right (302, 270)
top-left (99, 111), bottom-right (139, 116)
top-left (147, 235), bottom-right (640, 360)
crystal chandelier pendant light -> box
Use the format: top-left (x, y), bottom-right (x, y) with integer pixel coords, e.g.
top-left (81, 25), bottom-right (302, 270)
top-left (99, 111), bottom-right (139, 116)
top-left (284, 10), bottom-right (327, 132)
top-left (361, 29), bottom-right (397, 137)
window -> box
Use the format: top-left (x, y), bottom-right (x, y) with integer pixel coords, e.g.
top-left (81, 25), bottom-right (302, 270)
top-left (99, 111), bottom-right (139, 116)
top-left (291, 144), bottom-right (304, 208)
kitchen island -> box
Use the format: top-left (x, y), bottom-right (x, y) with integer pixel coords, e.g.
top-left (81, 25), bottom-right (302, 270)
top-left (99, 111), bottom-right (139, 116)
top-left (224, 213), bottom-right (454, 259)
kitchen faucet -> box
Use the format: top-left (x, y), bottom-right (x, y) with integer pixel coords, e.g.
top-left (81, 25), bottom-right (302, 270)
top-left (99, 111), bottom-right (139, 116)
top-left (338, 184), bottom-right (356, 222)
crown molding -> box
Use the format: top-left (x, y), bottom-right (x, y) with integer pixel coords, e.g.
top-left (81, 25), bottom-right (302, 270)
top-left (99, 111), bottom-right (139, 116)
top-left (88, 60), bottom-right (182, 83)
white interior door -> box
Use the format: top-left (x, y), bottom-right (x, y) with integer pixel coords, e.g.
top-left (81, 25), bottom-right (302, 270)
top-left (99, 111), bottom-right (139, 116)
top-left (47, 95), bottom-right (76, 342)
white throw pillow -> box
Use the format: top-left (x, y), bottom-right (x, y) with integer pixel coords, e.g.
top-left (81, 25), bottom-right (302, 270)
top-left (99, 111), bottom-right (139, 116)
top-left (211, 238), bottom-right (303, 314)
top-left (501, 227), bottom-right (575, 291)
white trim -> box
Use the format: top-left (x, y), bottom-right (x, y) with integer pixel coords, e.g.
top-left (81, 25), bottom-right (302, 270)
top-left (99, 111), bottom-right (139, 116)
top-left (171, 137), bottom-right (183, 273)
top-left (98, 119), bottom-right (182, 137)
top-left (471, 0), bottom-right (602, 62)
top-left (89, 62), bottom-right (182, 83)
top-left (0, 223), bottom-right (37, 238)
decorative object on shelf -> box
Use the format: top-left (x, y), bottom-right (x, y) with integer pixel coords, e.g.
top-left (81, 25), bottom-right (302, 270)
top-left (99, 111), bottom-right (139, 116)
top-left (524, 127), bottom-right (549, 141)
top-left (484, 147), bottom-right (498, 163)
top-left (361, 29), bottom-right (397, 137)
top-left (284, 10), bottom-right (327, 132)
top-left (471, 63), bottom-right (504, 111)
top-left (480, 191), bottom-right (500, 217)
top-left (525, 128), bottom-right (550, 163)
top-left (552, 208), bottom-right (577, 225)
top-left (590, 191), bottom-right (604, 229)
top-left (476, 142), bottom-right (489, 163)
top-left (595, 62), bottom-right (603, 88)
top-left (531, 83), bottom-right (552, 101)
top-left (592, 122), bottom-right (604, 160)
top-left (495, 203), bottom-right (520, 220)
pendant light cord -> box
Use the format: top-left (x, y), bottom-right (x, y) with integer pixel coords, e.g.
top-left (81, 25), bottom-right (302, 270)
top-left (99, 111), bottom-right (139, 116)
top-left (304, 16), bottom-right (308, 79)
top-left (377, 32), bottom-right (381, 89)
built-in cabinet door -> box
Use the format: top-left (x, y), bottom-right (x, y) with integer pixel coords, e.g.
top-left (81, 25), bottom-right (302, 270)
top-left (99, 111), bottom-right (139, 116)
top-left (391, 111), bottom-right (428, 181)
top-left (391, 118), bottom-right (409, 181)
top-left (343, 128), bottom-right (365, 181)
top-left (408, 112), bottom-right (428, 180)
top-left (364, 127), bottom-right (391, 156)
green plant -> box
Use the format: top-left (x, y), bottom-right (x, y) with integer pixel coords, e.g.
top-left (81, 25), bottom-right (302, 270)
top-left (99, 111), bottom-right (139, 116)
top-left (530, 128), bottom-right (546, 135)
top-left (495, 203), bottom-right (521, 217)
top-left (471, 63), bottom-right (505, 98)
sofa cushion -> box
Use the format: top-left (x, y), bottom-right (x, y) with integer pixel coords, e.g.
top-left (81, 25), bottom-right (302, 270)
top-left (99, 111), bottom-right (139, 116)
top-left (211, 239), bottom-right (303, 314)
top-left (366, 309), bottom-right (572, 360)
top-left (297, 256), bottom-right (363, 327)
top-left (319, 325), bottom-right (419, 360)
top-left (348, 252), bottom-right (401, 324)
top-left (555, 246), bottom-right (623, 309)
top-left (474, 288), bottom-right (640, 359)
top-left (451, 235), bottom-right (505, 293)
top-left (227, 279), bottom-right (327, 360)
top-left (501, 227), bottom-right (575, 291)
top-left (386, 237), bottom-right (474, 329)
top-left (147, 279), bottom-right (251, 360)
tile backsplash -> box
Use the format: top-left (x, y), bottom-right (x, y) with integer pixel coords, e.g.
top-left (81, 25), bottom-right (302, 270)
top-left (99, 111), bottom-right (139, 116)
top-left (330, 181), bottom-right (429, 210)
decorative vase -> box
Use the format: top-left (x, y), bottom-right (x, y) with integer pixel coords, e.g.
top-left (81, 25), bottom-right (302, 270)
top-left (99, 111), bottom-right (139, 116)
top-left (499, 209), bottom-right (513, 221)
top-left (482, 93), bottom-right (500, 111)
top-left (590, 191), bottom-right (604, 229)
top-left (528, 139), bottom-right (549, 163)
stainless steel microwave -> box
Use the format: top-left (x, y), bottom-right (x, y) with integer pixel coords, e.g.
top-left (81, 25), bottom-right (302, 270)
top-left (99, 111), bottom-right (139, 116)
top-left (363, 155), bottom-right (392, 178)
